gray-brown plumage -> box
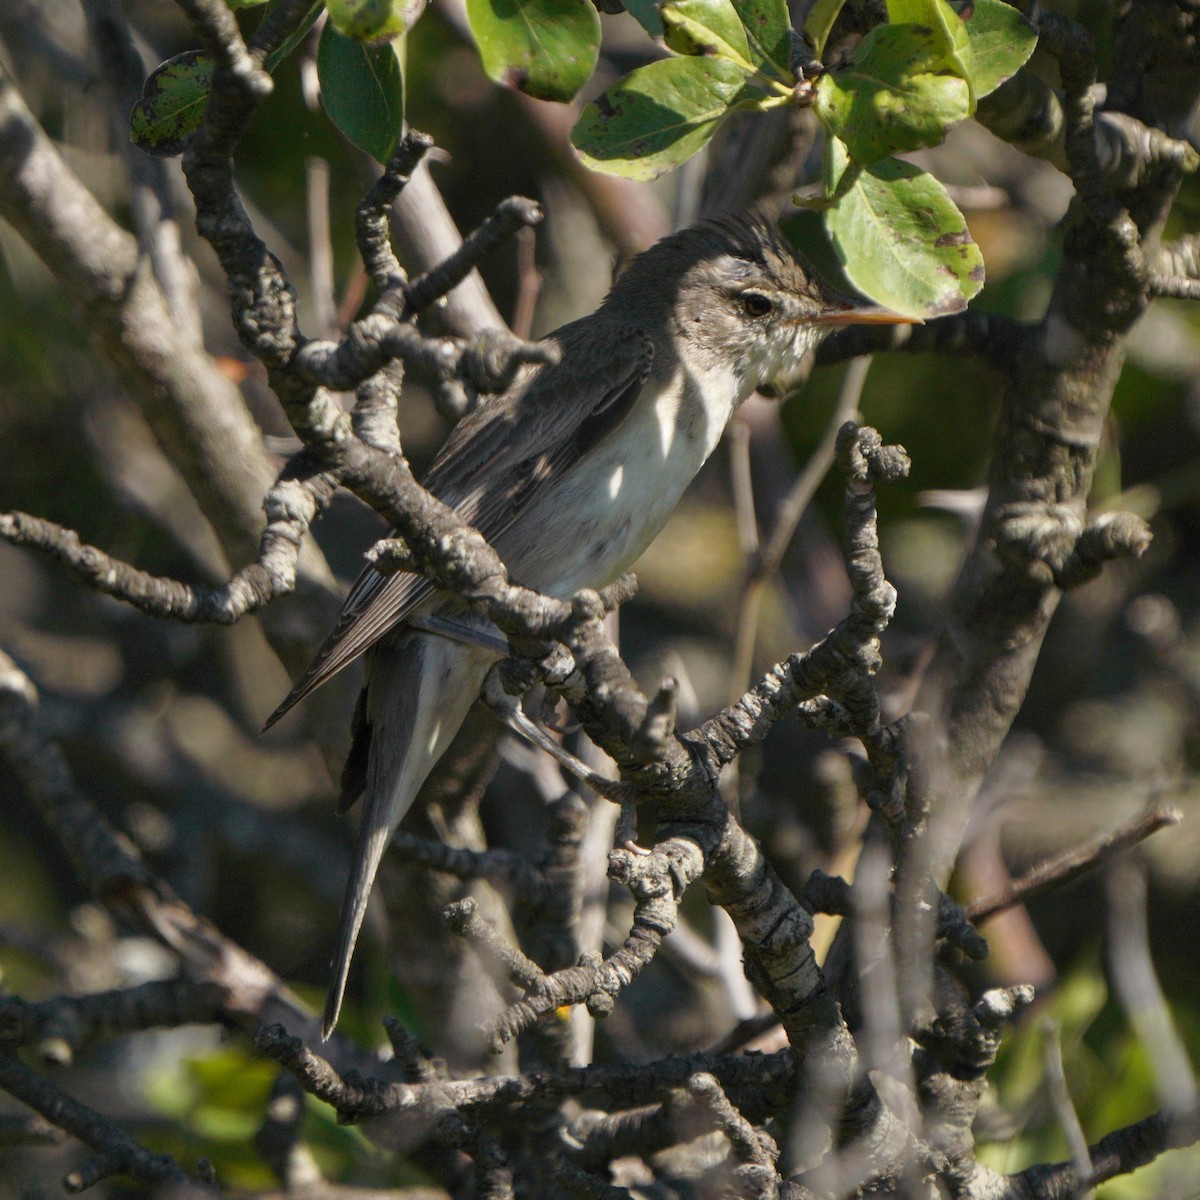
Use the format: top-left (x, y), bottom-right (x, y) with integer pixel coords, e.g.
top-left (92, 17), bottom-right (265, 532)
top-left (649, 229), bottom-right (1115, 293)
top-left (264, 214), bottom-right (912, 1037)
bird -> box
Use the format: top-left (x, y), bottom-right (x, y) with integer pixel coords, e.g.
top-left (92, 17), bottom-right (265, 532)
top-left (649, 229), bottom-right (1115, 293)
top-left (263, 213), bottom-right (913, 1037)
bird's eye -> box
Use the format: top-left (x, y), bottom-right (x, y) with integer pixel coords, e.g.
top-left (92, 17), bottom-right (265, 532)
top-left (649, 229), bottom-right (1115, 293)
top-left (740, 291), bottom-right (773, 318)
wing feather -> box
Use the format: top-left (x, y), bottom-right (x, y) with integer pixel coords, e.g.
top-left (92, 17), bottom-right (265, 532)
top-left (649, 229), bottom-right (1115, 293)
top-left (262, 323), bottom-right (652, 730)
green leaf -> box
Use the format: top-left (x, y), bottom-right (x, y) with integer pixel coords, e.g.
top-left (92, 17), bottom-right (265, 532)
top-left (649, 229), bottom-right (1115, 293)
top-left (814, 23), bottom-right (971, 163)
top-left (661, 0), bottom-right (753, 68)
top-left (227, 0), bottom-right (269, 8)
top-left (317, 23), bottom-right (405, 163)
top-left (130, 51), bottom-right (214, 157)
top-left (624, 0), bottom-right (665, 39)
top-left (803, 0), bottom-right (847, 57)
top-left (328, 0), bottom-right (424, 42)
top-left (729, 0), bottom-right (792, 81)
top-left (887, 0), bottom-right (974, 102)
top-left (779, 207), bottom-right (859, 296)
top-left (262, 0), bottom-right (326, 70)
top-left (963, 0), bottom-right (1037, 97)
top-left (465, 0), bottom-right (600, 102)
top-left (571, 56), bottom-right (752, 180)
top-left (821, 137), bottom-right (984, 318)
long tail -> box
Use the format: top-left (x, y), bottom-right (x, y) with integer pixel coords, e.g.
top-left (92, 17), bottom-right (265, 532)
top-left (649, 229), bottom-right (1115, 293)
top-left (323, 793), bottom-right (393, 1039)
top-left (321, 632), bottom-right (494, 1039)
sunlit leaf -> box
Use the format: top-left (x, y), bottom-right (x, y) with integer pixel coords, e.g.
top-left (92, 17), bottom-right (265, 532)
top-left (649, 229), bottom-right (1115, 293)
top-left (814, 23), bottom-right (971, 163)
top-left (317, 23), bottom-right (405, 163)
top-left (661, 0), bottom-right (753, 67)
top-left (328, 0), bottom-right (425, 42)
top-left (572, 56), bottom-right (755, 180)
top-left (887, 0), bottom-right (974, 103)
top-left (466, 0), bottom-right (600, 102)
top-left (963, 0), bottom-right (1038, 97)
top-left (130, 51), bottom-right (214, 157)
top-left (803, 0), bottom-right (847, 57)
top-left (820, 137), bottom-right (984, 318)
top-left (730, 0), bottom-right (792, 81)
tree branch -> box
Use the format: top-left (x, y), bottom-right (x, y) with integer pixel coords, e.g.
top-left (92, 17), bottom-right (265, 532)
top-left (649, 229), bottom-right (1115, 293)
top-left (967, 801), bottom-right (1181, 923)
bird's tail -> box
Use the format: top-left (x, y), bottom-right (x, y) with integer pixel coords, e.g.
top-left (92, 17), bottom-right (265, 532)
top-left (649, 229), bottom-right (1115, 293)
top-left (321, 632), bottom-right (494, 1039)
top-left (323, 795), bottom-right (393, 1039)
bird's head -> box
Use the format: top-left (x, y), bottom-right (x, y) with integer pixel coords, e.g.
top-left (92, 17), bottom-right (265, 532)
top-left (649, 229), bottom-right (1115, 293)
top-left (609, 214), bottom-right (915, 386)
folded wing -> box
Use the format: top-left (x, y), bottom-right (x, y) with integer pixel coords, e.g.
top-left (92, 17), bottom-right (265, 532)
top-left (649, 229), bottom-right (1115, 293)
top-left (262, 321), bottom-right (653, 730)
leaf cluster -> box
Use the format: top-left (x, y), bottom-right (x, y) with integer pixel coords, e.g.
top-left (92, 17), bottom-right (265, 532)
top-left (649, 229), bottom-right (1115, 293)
top-left (128, 0), bottom-right (1039, 318)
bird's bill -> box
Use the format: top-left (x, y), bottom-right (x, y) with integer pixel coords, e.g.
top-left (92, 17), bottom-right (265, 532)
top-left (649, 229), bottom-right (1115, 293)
top-left (810, 304), bottom-right (922, 326)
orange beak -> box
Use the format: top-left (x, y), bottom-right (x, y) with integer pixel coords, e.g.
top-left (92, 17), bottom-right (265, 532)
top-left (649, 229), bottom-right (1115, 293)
top-left (810, 304), bottom-right (922, 327)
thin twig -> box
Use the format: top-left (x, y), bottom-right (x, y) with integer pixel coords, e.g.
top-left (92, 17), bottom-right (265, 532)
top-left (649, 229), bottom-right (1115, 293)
top-left (728, 358), bottom-right (871, 702)
top-left (486, 839), bottom-right (705, 1050)
top-left (511, 225), bottom-right (542, 341)
top-left (727, 417), bottom-right (760, 557)
top-left (444, 898), bottom-right (546, 992)
top-left (967, 801), bottom-right (1181, 923)
top-left (1042, 1019), bottom-right (1094, 1197)
top-left (306, 156), bottom-right (337, 336)
top-left (1148, 274), bottom-right (1200, 300)
top-left (0, 463), bottom-right (333, 624)
top-left (404, 196), bottom-right (543, 316)
top-left (1106, 858), bottom-right (1198, 1116)
top-left (0, 1049), bottom-right (201, 1192)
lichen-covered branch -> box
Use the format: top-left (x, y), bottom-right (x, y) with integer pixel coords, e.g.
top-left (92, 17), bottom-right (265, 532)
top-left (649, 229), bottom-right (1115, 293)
top-left (255, 1022), bottom-right (796, 1125)
top-left (482, 839), bottom-right (705, 1050)
top-left (894, 0), bottom-right (1200, 1027)
top-left (0, 467), bottom-right (333, 624)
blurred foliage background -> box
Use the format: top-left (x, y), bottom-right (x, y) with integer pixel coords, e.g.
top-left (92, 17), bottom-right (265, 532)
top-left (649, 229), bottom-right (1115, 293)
top-left (1, 0), bottom-right (1198, 1192)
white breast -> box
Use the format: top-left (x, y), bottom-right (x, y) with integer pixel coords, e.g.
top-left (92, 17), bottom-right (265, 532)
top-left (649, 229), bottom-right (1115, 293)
top-left (500, 357), bottom-right (749, 597)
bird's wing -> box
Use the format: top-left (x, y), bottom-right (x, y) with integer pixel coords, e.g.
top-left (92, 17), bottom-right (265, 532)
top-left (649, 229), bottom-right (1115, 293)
top-left (262, 322), bottom-right (653, 729)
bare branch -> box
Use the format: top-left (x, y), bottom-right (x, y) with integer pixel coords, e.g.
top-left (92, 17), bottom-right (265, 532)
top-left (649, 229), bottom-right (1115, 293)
top-left (814, 310), bottom-right (1028, 377)
top-left (1148, 273), bottom-right (1200, 301)
top-left (255, 1022), bottom-right (797, 1124)
top-left (446, 897), bottom-right (546, 993)
top-left (0, 650), bottom-right (371, 1056)
top-left (1042, 1019), bottom-right (1095, 1193)
top-left (404, 196), bottom-right (544, 316)
top-left (975, 69), bottom-right (1198, 186)
top-left (355, 130), bottom-right (434, 291)
top-left (967, 801), bottom-right (1181, 923)
top-left (1153, 232), bottom-right (1200, 283)
top-left (728, 357), bottom-right (871, 703)
top-left (173, 0), bottom-right (271, 95)
top-left (0, 60), bottom-right (315, 573)
top-left (688, 1071), bottom-right (780, 1190)
top-left (486, 839), bottom-right (705, 1050)
top-left (0, 465), bottom-right (331, 624)
top-left (1106, 858), bottom-right (1198, 1116)
top-left (0, 980), bottom-right (229, 1065)
top-left (1011, 1105), bottom-right (1200, 1196)
top-left (0, 1048), bottom-right (204, 1194)
top-left (0, 1115), bottom-right (68, 1148)
top-left (697, 424), bottom-right (906, 764)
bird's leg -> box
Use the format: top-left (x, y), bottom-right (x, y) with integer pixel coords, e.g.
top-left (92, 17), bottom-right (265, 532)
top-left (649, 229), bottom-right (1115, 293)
top-left (412, 616), bottom-right (618, 795)
top-left (481, 671), bottom-right (624, 801)
top-left (408, 613), bottom-right (510, 656)
top-left (538, 690), bottom-right (581, 735)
